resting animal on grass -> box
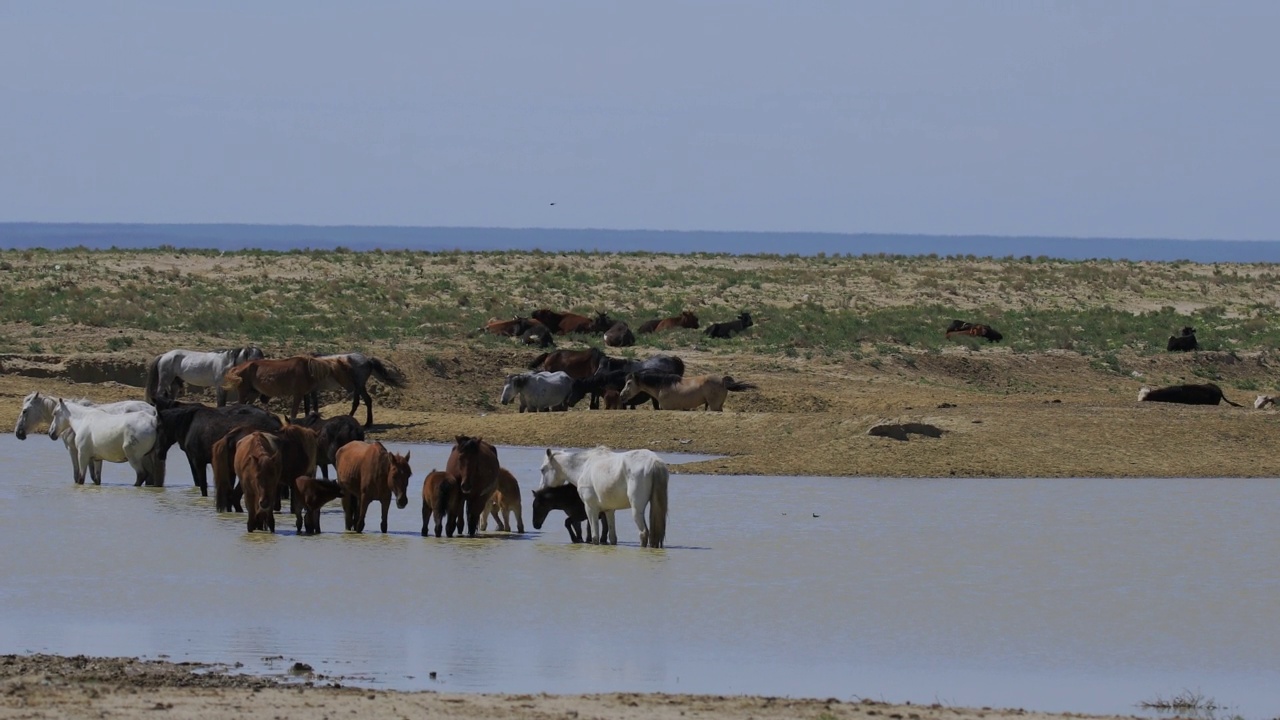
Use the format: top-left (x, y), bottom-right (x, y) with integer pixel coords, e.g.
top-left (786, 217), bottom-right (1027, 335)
top-left (945, 319), bottom-right (1003, 343)
top-left (1137, 383), bottom-right (1241, 406)
top-left (1166, 326), bottom-right (1198, 352)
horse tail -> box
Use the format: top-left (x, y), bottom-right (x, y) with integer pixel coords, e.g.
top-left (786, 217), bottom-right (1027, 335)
top-left (368, 357), bottom-right (407, 388)
top-left (1223, 393), bottom-right (1243, 408)
top-left (222, 362), bottom-right (250, 391)
top-left (722, 376), bottom-right (757, 392)
top-left (144, 355), bottom-right (160, 404)
top-left (648, 460), bottom-right (669, 549)
top-left (528, 352), bottom-right (550, 370)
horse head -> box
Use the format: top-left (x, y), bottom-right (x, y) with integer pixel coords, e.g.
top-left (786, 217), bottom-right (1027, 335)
top-left (14, 391), bottom-right (44, 440)
top-left (680, 311), bottom-right (699, 329)
top-left (539, 448), bottom-right (566, 490)
top-left (389, 451), bottom-right (412, 509)
top-left (739, 312), bottom-right (753, 327)
top-left (47, 399), bottom-right (71, 441)
top-left (619, 373), bottom-right (642, 403)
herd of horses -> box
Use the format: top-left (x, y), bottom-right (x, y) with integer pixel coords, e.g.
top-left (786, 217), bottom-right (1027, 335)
top-left (478, 308), bottom-right (753, 349)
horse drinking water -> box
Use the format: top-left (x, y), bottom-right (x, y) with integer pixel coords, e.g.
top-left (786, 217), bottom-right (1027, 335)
top-left (538, 447), bottom-right (669, 548)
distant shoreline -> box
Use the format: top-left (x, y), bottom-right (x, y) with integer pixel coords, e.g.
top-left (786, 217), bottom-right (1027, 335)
top-left (4, 221), bottom-right (1280, 262)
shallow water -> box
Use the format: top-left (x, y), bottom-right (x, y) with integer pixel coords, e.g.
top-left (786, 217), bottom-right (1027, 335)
top-left (1, 434), bottom-right (1277, 718)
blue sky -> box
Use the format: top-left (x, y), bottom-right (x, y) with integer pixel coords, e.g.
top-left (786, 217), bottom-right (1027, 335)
top-left (2, 2), bottom-right (1277, 239)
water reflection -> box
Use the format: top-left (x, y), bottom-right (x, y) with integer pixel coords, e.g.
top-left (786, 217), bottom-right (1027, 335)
top-left (0, 435), bottom-right (1277, 717)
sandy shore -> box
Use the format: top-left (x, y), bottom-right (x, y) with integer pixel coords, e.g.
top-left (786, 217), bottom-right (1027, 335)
top-left (0, 655), bottom-right (1151, 720)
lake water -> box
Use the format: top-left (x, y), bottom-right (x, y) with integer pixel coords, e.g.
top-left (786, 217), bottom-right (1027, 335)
top-left (1, 434), bottom-right (1277, 718)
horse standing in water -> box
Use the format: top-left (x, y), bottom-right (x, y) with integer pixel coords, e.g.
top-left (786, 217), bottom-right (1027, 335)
top-left (152, 399), bottom-right (282, 498)
top-left (47, 400), bottom-right (163, 487)
top-left (420, 470), bottom-right (461, 538)
top-left (447, 435), bottom-right (501, 538)
top-left (233, 431), bottom-right (283, 533)
top-left (336, 441), bottom-right (412, 534)
top-left (479, 467), bottom-right (524, 533)
top-left (539, 447), bottom-right (669, 548)
top-left (15, 391), bottom-right (155, 484)
top-left (296, 412), bottom-right (365, 480)
top-left (145, 346), bottom-right (265, 406)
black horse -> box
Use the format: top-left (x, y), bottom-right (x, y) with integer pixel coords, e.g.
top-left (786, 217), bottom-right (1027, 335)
top-left (152, 398), bottom-right (282, 498)
top-left (296, 412), bottom-right (366, 480)
top-left (1166, 326), bottom-right (1198, 352)
top-left (531, 484), bottom-right (608, 544)
top-left (568, 370), bottom-right (657, 410)
top-left (704, 312), bottom-right (753, 339)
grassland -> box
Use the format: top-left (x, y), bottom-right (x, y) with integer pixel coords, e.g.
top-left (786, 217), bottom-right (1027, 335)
top-left (2, 247), bottom-right (1279, 478)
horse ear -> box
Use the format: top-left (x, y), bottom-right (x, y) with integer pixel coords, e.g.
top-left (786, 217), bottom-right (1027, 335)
top-left (545, 448), bottom-right (553, 458)
top-left (404, 451), bottom-right (410, 462)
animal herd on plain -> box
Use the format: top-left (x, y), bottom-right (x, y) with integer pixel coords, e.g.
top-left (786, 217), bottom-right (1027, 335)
top-left (7, 306), bottom-right (1265, 545)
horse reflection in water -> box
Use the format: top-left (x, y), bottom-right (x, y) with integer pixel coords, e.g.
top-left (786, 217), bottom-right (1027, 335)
top-left (539, 447), bottom-right (668, 548)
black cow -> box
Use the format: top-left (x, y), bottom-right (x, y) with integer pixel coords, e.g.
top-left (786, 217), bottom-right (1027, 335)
top-left (1137, 383), bottom-right (1241, 406)
top-left (704, 312), bottom-right (753, 339)
top-left (1166, 326), bottom-right (1198, 352)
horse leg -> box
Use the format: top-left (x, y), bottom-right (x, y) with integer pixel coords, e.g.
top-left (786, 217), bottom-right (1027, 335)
top-left (583, 498), bottom-right (604, 545)
top-left (360, 389), bottom-right (373, 427)
top-left (92, 458), bottom-right (104, 486)
top-left (342, 495), bottom-right (356, 531)
top-left (215, 386), bottom-right (227, 407)
top-left (356, 495), bottom-right (372, 533)
top-left (566, 517), bottom-right (583, 543)
top-left (289, 394), bottom-right (302, 421)
top-left (630, 504), bottom-right (650, 548)
top-left (605, 509), bottom-right (619, 545)
top-left (380, 498), bottom-right (390, 534)
top-left (421, 500), bottom-right (431, 537)
top-left (513, 505), bottom-right (524, 534)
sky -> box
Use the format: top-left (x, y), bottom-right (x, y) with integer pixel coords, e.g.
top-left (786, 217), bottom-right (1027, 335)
top-left (2, 2), bottom-right (1278, 240)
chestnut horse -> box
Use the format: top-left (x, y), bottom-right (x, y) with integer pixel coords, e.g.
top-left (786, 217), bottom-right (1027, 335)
top-left (446, 435), bottom-right (500, 538)
top-left (528, 347), bottom-right (605, 380)
top-left (479, 467), bottom-right (524, 533)
top-left (944, 319), bottom-right (1003, 343)
top-left (620, 371), bottom-right (757, 411)
top-left (295, 475), bottom-right (344, 535)
top-left (336, 441), bottom-right (412, 534)
top-left (639, 311), bottom-right (699, 333)
top-left (233, 431), bottom-right (283, 533)
top-left (420, 470), bottom-right (461, 538)
top-left (211, 423), bottom-right (318, 521)
top-left (222, 356), bottom-right (332, 420)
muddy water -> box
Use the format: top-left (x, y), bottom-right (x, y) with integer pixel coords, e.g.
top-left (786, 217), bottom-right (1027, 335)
top-left (0, 434), bottom-right (1277, 718)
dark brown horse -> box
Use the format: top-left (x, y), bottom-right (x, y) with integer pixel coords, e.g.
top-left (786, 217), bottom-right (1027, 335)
top-left (296, 412), bottom-right (365, 480)
top-left (211, 423), bottom-right (318, 523)
top-left (233, 431), bottom-right (282, 533)
top-left (446, 435), bottom-right (500, 538)
top-left (530, 483), bottom-right (608, 543)
top-left (295, 475), bottom-right (344, 535)
top-left (639, 311), bottom-right (699, 333)
top-left (531, 309), bottom-right (612, 335)
top-left (222, 356), bottom-right (332, 420)
top-left (480, 467), bottom-right (524, 533)
top-left (477, 316), bottom-right (538, 337)
top-left (420, 469), bottom-right (461, 538)
top-left (603, 321), bottom-right (635, 347)
top-left (307, 353), bottom-right (407, 427)
top-left (336, 441), bottom-right (412, 534)
top-left (528, 347), bottom-right (606, 380)
top-left (945, 319), bottom-right (1003, 343)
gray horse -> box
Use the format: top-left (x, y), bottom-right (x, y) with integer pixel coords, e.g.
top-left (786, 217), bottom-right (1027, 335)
top-left (499, 371), bottom-right (574, 412)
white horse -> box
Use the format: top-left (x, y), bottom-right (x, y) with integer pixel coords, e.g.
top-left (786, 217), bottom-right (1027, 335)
top-left (538, 447), bottom-right (669, 548)
top-left (14, 391), bottom-right (155, 484)
top-left (48, 399), bottom-right (163, 487)
top-left (500, 371), bottom-right (574, 412)
top-left (145, 346), bottom-right (265, 406)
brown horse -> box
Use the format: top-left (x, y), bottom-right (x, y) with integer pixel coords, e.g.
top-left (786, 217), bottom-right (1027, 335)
top-left (295, 475), bottom-right (344, 535)
top-left (620, 371), bottom-right (757, 411)
top-left (420, 469), bottom-right (461, 538)
top-left (945, 319), bottom-right (1003, 343)
top-left (336, 441), bottom-right (412, 534)
top-left (528, 347), bottom-right (606, 380)
top-left (222, 356), bottom-right (332, 420)
top-left (603, 321), bottom-right (635, 347)
top-left (480, 467), bottom-right (524, 533)
top-left (477, 316), bottom-right (539, 337)
top-left (639, 311), bottom-right (699, 333)
top-left (446, 435), bottom-right (500, 538)
top-left (233, 431), bottom-right (283, 533)
top-left (212, 423), bottom-right (318, 526)
top-left (531, 309), bottom-right (591, 335)
top-left (307, 353), bottom-right (407, 427)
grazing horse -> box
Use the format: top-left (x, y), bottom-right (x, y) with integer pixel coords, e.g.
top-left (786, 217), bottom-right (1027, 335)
top-left (479, 467), bottom-right (524, 533)
top-left (222, 356), bottom-right (332, 420)
top-left (420, 470), bottom-right (461, 538)
top-left (296, 412), bottom-right (365, 480)
top-left (145, 346), bottom-right (265, 406)
top-left (945, 319), bottom-right (1003, 343)
top-left (1167, 326), bottom-right (1198, 352)
top-left (233, 432), bottom-right (283, 533)
top-left (531, 483), bottom-right (609, 544)
top-left (153, 400), bottom-right (282, 497)
top-left (603, 321), bottom-right (635, 348)
top-left (620, 372), bottom-right (757, 411)
top-left (1138, 383), bottom-right (1241, 406)
top-left (447, 435), bottom-right (501, 538)
top-left (15, 392), bottom-right (154, 484)
top-left (500, 371), bottom-right (575, 412)
top-left (307, 352), bottom-right (407, 427)
top-left (539, 447), bottom-right (669, 548)
top-left (528, 347), bottom-right (606, 379)
top-left (640, 310), bottom-right (699, 333)
top-left (704, 312), bottom-right (753, 339)
top-left (47, 400), bottom-right (162, 487)
top-left (295, 476), bottom-right (344, 535)
top-left (336, 441), bottom-right (412, 534)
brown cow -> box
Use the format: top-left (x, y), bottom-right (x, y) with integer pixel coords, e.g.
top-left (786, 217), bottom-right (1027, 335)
top-left (336, 441), bottom-right (412, 534)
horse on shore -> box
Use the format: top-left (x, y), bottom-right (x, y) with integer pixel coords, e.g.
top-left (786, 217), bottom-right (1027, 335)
top-left (307, 352), bottom-right (406, 427)
top-left (1138, 383), bottom-right (1241, 406)
top-left (153, 399), bottom-right (282, 497)
top-left (528, 347), bottom-right (605, 379)
top-left (531, 483), bottom-right (609, 544)
top-left (296, 476), bottom-right (345, 535)
top-left (336, 441), bottom-right (412, 534)
top-left (704, 312), bottom-right (753, 339)
top-left (233, 431), bottom-right (283, 533)
top-left (638, 311), bottom-right (698, 333)
top-left (945, 320), bottom-right (1003, 343)
top-left (146, 347), bottom-right (265, 406)
top-left (447, 435), bottom-right (500, 538)
top-left (222, 356), bottom-right (332, 420)
top-left (531, 309), bottom-right (612, 335)
top-left (620, 372), bottom-right (756, 411)
top-left (539, 447), bottom-right (668, 548)
top-left (296, 413), bottom-right (365, 480)
top-left (479, 468), bottom-right (524, 533)
top-left (420, 470), bottom-right (460, 538)
top-left (603, 321), bottom-right (635, 347)
top-left (47, 400), bottom-right (162, 487)
top-left (16, 392), bottom-right (155, 484)
top-left (1167, 326), bottom-right (1198, 352)
top-left (500, 371), bottom-right (575, 412)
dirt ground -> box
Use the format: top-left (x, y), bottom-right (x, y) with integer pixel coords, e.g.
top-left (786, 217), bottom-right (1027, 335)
top-left (0, 655), bottom-right (1153, 720)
